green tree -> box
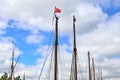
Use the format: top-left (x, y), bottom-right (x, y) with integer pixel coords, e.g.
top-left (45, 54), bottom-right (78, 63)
top-left (14, 76), bottom-right (21, 80)
top-left (0, 72), bottom-right (21, 80)
top-left (0, 72), bottom-right (8, 80)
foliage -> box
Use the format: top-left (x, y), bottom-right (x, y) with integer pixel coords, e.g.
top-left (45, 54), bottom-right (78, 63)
top-left (0, 72), bottom-right (21, 80)
top-left (0, 72), bottom-right (8, 80)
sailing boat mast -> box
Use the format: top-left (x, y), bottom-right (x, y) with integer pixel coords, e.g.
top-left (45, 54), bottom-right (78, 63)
top-left (100, 70), bottom-right (103, 80)
top-left (23, 73), bottom-right (25, 80)
top-left (9, 41), bottom-right (14, 80)
top-left (54, 15), bottom-right (59, 80)
top-left (73, 15), bottom-right (77, 80)
top-left (92, 57), bottom-right (96, 80)
top-left (70, 15), bottom-right (78, 80)
top-left (88, 51), bottom-right (92, 80)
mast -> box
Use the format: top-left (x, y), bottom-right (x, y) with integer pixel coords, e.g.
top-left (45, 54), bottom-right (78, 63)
top-left (9, 41), bottom-right (14, 80)
top-left (54, 15), bottom-right (58, 80)
top-left (73, 15), bottom-right (77, 80)
top-left (70, 15), bottom-right (78, 80)
top-left (98, 68), bottom-right (100, 80)
top-left (23, 73), bottom-right (25, 80)
top-left (98, 69), bottom-right (103, 80)
top-left (100, 70), bottom-right (103, 80)
top-left (88, 51), bottom-right (92, 80)
top-left (92, 57), bottom-right (96, 80)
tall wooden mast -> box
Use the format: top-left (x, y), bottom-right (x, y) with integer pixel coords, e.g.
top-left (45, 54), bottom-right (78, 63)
top-left (54, 15), bottom-right (59, 80)
top-left (88, 51), bottom-right (92, 80)
top-left (100, 70), bottom-right (103, 80)
top-left (92, 57), bottom-right (96, 80)
top-left (73, 15), bottom-right (77, 80)
top-left (9, 41), bottom-right (14, 80)
top-left (70, 15), bottom-right (78, 80)
top-left (23, 73), bottom-right (25, 80)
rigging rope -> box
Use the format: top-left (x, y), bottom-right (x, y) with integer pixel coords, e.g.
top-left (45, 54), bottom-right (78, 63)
top-left (38, 48), bottom-right (51, 80)
top-left (38, 26), bottom-right (55, 80)
top-left (45, 47), bottom-right (54, 80)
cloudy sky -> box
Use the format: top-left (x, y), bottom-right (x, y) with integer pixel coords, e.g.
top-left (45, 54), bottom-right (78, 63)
top-left (0, 0), bottom-right (120, 80)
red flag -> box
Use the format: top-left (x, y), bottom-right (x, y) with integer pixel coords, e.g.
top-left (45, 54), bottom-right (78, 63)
top-left (54, 7), bottom-right (61, 13)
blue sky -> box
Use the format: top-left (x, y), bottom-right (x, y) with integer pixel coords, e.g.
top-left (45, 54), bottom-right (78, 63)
top-left (0, 0), bottom-right (120, 80)
top-left (1, 17), bottom-right (71, 65)
top-left (100, 1), bottom-right (120, 15)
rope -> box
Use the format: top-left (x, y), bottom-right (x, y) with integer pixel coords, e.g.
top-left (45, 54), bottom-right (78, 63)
top-left (58, 46), bottom-right (65, 80)
top-left (46, 46), bottom-right (54, 80)
top-left (14, 56), bottom-right (20, 70)
top-left (70, 53), bottom-right (74, 80)
top-left (38, 27), bottom-right (55, 80)
top-left (77, 52), bottom-right (84, 80)
top-left (37, 19), bottom-right (58, 80)
top-left (38, 48), bottom-right (51, 80)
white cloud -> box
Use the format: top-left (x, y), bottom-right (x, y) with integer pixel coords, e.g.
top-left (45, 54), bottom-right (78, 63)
top-left (57, 2), bottom-right (108, 36)
top-left (97, 58), bottom-right (120, 80)
top-left (76, 12), bottom-right (120, 57)
top-left (0, 0), bottom-right (56, 32)
top-left (0, 18), bottom-right (8, 34)
top-left (0, 0), bottom-right (107, 34)
top-left (26, 34), bottom-right (44, 44)
top-left (0, 0), bottom-right (119, 34)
